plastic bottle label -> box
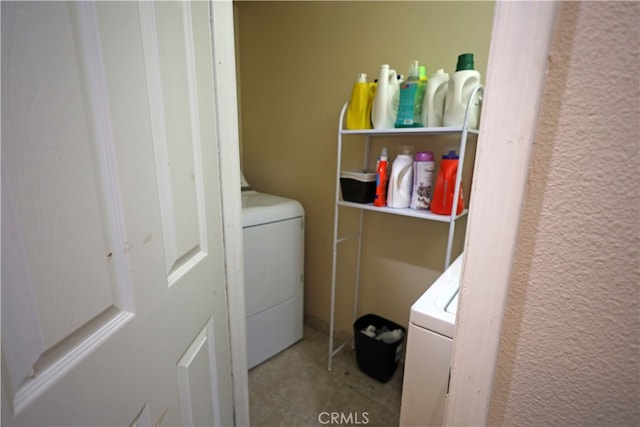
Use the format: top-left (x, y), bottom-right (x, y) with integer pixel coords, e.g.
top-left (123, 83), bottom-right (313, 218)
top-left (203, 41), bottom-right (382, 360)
top-left (395, 82), bottom-right (424, 127)
top-left (410, 162), bottom-right (435, 210)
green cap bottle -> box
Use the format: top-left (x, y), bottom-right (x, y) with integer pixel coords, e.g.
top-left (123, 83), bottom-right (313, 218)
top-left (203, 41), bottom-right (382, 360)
top-left (455, 53), bottom-right (475, 71)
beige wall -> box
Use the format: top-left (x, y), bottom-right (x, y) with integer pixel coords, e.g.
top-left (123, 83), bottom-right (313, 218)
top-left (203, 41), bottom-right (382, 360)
top-left (234, 1), bottom-right (495, 334)
top-left (489, 2), bottom-right (640, 425)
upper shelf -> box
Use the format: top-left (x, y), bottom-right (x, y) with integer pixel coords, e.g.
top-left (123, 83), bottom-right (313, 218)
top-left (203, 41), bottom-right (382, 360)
top-left (340, 126), bottom-right (479, 136)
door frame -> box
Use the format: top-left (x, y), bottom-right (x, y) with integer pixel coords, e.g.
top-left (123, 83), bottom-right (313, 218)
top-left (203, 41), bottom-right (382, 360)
top-left (444, 2), bottom-right (558, 426)
top-left (209, 1), bottom-right (250, 425)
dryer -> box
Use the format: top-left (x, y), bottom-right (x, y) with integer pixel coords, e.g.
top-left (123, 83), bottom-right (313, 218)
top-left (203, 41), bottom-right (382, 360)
top-left (241, 178), bottom-right (304, 369)
top-left (399, 253), bottom-right (463, 426)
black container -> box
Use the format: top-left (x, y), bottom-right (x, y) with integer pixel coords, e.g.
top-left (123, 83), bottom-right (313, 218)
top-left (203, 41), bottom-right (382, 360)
top-left (340, 170), bottom-right (376, 204)
top-left (353, 313), bottom-right (406, 383)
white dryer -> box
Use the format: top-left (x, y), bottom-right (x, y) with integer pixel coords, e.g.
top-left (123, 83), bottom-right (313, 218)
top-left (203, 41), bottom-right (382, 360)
top-left (241, 176), bottom-right (304, 369)
top-left (399, 253), bottom-right (463, 426)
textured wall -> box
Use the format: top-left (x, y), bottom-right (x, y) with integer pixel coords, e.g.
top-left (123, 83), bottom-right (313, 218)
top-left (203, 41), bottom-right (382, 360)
top-left (489, 2), bottom-right (640, 425)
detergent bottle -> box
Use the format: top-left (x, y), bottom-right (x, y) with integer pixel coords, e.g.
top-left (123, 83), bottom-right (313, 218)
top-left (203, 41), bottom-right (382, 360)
top-left (443, 53), bottom-right (481, 128)
top-left (386, 146), bottom-right (413, 208)
top-left (410, 151), bottom-right (435, 210)
top-left (431, 148), bottom-right (464, 215)
top-left (394, 60), bottom-right (425, 128)
top-left (374, 147), bottom-right (389, 207)
top-left (371, 64), bottom-right (400, 129)
top-left (421, 69), bottom-right (449, 127)
top-left (346, 73), bottom-right (372, 130)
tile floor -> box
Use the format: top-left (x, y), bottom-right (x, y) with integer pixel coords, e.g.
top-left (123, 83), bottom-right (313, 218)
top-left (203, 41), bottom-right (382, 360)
top-left (248, 325), bottom-right (403, 426)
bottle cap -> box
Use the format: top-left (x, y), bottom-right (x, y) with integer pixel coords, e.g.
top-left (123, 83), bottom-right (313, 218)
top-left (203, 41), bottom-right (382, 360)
top-left (415, 151), bottom-right (434, 161)
top-left (399, 145), bottom-right (413, 156)
top-left (419, 66), bottom-right (427, 81)
top-left (456, 53), bottom-right (475, 71)
top-left (408, 60), bottom-right (419, 78)
top-left (443, 149), bottom-right (459, 159)
top-left (358, 73), bottom-right (367, 83)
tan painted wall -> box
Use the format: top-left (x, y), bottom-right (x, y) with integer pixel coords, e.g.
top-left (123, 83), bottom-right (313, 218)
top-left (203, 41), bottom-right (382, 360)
top-left (234, 1), bottom-right (495, 334)
top-left (489, 2), bottom-right (640, 425)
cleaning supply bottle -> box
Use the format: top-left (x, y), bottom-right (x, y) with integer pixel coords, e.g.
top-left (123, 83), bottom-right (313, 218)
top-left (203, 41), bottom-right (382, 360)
top-left (374, 147), bottom-right (389, 207)
top-left (421, 69), bottom-right (449, 127)
top-left (366, 80), bottom-right (376, 129)
top-left (387, 146), bottom-right (413, 208)
top-left (431, 148), bottom-right (464, 215)
top-left (346, 73), bottom-right (373, 130)
top-left (418, 65), bottom-right (427, 116)
top-left (371, 64), bottom-right (400, 129)
top-left (410, 151), bottom-right (435, 210)
top-left (444, 53), bottom-right (481, 128)
top-left (394, 60), bottom-right (425, 128)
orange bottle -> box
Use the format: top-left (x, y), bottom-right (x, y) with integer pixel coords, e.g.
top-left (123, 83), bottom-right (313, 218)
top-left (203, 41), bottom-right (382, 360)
top-left (374, 147), bottom-right (389, 207)
top-left (431, 149), bottom-right (464, 215)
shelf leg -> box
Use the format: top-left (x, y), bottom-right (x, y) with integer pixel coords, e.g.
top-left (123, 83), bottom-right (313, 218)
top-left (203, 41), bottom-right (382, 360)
top-left (352, 209), bottom-right (364, 324)
top-left (445, 219), bottom-right (456, 269)
top-left (329, 101), bottom-right (350, 371)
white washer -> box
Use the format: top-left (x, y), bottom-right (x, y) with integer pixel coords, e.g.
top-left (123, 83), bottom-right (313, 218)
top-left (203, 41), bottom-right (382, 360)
top-left (399, 254), bottom-right (463, 427)
top-left (241, 178), bottom-right (304, 369)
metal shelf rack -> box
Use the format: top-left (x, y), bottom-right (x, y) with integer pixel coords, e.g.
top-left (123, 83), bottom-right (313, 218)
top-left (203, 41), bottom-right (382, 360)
top-left (328, 86), bottom-right (483, 371)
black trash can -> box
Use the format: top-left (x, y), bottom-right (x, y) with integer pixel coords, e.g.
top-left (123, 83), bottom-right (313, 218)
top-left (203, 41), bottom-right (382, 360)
top-left (353, 313), bottom-right (406, 383)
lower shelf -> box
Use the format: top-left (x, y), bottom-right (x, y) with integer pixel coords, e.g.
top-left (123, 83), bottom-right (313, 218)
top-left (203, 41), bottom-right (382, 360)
top-left (338, 200), bottom-right (468, 222)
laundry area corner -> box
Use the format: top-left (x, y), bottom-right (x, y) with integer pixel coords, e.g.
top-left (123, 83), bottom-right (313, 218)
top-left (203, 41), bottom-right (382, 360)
top-left (233, 1), bottom-right (495, 425)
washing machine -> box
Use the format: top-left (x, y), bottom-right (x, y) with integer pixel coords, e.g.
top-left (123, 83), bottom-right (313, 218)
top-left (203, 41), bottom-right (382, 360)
top-left (241, 175), bottom-right (304, 369)
top-left (399, 253), bottom-right (463, 427)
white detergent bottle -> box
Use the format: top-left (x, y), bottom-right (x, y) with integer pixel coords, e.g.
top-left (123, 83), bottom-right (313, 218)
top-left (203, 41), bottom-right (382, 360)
top-left (387, 146), bottom-right (413, 208)
top-left (421, 69), bottom-right (449, 127)
top-left (443, 53), bottom-right (481, 128)
top-left (371, 64), bottom-right (400, 129)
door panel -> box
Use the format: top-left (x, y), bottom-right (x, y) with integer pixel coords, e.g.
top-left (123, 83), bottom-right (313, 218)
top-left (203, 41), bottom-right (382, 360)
top-left (1, 1), bottom-right (235, 425)
top-left (1, 2), bottom-right (136, 411)
top-left (177, 317), bottom-right (221, 427)
top-left (138, 1), bottom-right (208, 283)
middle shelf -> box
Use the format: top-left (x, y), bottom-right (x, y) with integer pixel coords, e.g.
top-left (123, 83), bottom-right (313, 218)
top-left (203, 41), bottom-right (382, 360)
top-left (337, 200), bottom-right (468, 222)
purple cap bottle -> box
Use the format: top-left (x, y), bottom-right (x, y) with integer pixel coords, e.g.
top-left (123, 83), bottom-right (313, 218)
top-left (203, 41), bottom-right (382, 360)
top-left (410, 151), bottom-right (435, 210)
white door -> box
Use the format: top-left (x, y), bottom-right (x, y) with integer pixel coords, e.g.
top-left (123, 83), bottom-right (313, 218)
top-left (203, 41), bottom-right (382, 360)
top-left (2, 1), bottom-right (240, 425)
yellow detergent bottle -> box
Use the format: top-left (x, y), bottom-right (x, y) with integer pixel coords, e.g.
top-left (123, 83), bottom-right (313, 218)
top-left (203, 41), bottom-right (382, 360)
top-left (346, 73), bottom-right (372, 130)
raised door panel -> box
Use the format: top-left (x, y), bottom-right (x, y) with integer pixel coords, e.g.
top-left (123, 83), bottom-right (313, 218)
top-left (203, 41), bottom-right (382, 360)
top-left (138, 1), bottom-right (207, 285)
top-left (177, 317), bottom-right (221, 427)
top-left (1, 3), bottom-right (134, 412)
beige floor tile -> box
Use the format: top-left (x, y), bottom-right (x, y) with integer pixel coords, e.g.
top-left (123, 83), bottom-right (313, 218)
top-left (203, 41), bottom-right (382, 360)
top-left (249, 325), bottom-right (402, 426)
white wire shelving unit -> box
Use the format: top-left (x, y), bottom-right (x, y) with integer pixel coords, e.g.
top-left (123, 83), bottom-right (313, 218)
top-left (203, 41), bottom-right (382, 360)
top-left (327, 86), bottom-right (484, 371)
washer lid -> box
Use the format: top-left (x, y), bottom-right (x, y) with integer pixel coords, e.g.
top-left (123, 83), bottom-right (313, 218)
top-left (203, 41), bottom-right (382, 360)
top-left (241, 191), bottom-right (304, 227)
top-left (410, 253), bottom-right (463, 339)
